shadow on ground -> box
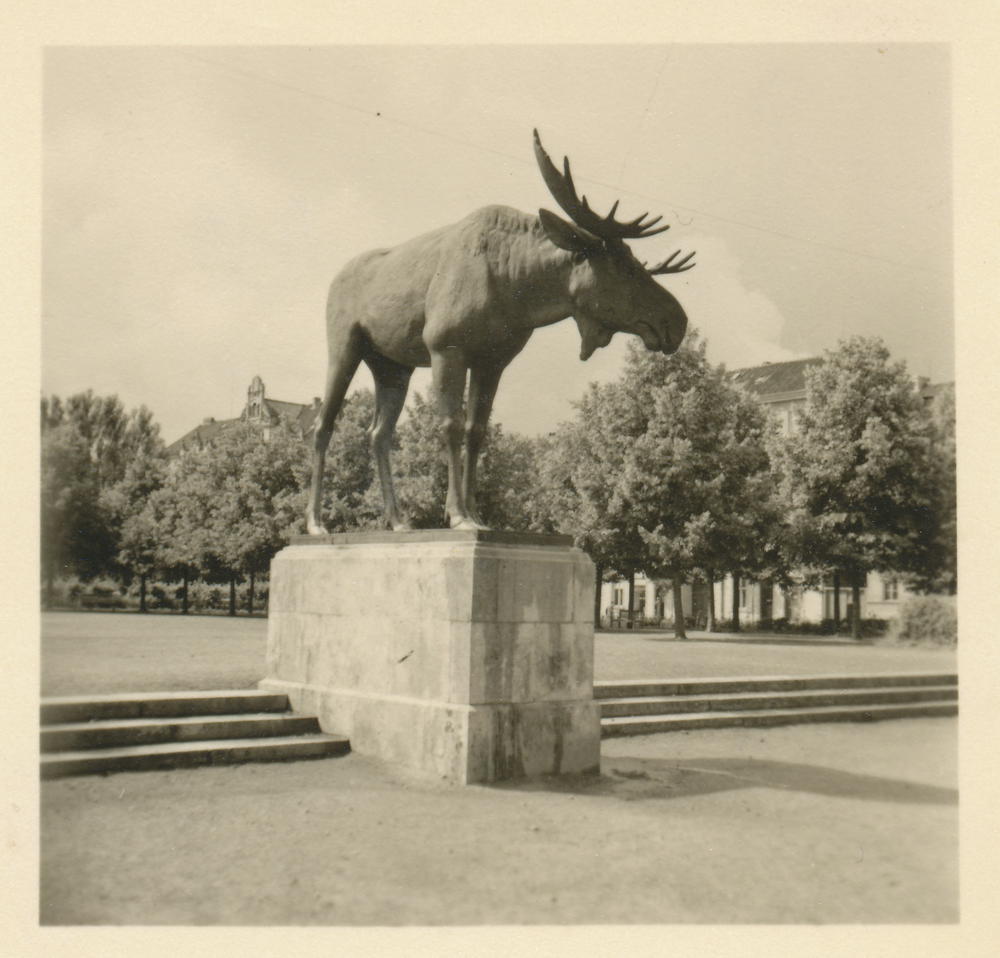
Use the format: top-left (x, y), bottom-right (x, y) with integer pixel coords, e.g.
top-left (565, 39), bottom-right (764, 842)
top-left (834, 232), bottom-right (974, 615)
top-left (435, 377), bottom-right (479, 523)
top-left (597, 625), bottom-right (879, 649)
top-left (495, 756), bottom-right (958, 806)
top-left (615, 633), bottom-right (870, 649)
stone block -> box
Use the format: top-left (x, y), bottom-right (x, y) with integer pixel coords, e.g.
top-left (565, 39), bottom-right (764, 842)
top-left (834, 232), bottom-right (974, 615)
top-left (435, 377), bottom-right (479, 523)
top-left (261, 530), bottom-right (599, 783)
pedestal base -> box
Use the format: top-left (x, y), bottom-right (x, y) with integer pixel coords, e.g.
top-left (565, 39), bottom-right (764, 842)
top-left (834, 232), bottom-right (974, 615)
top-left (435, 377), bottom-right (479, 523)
top-left (260, 531), bottom-right (601, 783)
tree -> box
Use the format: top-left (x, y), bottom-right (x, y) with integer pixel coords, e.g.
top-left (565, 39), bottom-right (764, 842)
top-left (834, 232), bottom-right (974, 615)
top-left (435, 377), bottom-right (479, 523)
top-left (146, 465), bottom-right (213, 610)
top-left (313, 391), bottom-right (379, 532)
top-left (211, 421), bottom-right (311, 612)
top-left (536, 332), bottom-right (784, 636)
top-left (40, 391), bottom-right (165, 604)
top-left (472, 426), bottom-right (540, 532)
top-left (615, 337), bottom-right (786, 638)
top-left (535, 385), bottom-right (650, 627)
top-left (775, 337), bottom-right (940, 638)
top-left (40, 423), bottom-right (112, 606)
top-left (44, 390), bottom-right (163, 489)
top-left (369, 391), bottom-right (449, 529)
top-left (901, 383), bottom-right (956, 595)
top-left (164, 420), bottom-right (310, 614)
top-left (361, 390), bottom-right (541, 532)
top-left (106, 451), bottom-right (170, 612)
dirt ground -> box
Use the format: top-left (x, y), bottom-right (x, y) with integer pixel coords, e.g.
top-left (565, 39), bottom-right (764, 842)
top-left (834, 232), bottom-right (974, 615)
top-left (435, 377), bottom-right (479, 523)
top-left (41, 719), bottom-right (957, 926)
top-left (38, 612), bottom-right (960, 926)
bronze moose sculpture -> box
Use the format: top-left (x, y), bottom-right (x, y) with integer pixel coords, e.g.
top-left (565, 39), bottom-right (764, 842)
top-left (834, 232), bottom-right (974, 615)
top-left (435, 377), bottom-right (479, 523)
top-left (306, 130), bottom-right (695, 534)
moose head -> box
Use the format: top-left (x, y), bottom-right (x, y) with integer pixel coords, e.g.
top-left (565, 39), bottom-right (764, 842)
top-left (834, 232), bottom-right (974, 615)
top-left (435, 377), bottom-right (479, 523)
top-left (533, 129), bottom-right (694, 361)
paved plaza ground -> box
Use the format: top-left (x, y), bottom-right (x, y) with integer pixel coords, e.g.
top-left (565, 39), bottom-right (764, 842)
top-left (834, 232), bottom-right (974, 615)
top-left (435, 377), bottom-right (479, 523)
top-left (37, 612), bottom-right (960, 927)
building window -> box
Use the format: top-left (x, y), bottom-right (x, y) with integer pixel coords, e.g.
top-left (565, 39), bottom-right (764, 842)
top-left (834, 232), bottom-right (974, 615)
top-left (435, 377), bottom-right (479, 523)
top-left (883, 580), bottom-right (899, 601)
top-left (613, 587), bottom-right (624, 607)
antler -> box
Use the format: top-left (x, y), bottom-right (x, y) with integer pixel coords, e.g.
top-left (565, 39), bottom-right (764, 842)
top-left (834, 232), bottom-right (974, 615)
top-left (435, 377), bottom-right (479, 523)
top-left (647, 249), bottom-right (697, 274)
top-left (533, 129), bottom-right (671, 241)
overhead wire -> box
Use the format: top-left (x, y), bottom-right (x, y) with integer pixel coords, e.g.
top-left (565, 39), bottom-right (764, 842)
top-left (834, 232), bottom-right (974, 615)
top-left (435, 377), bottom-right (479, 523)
top-left (173, 49), bottom-right (948, 277)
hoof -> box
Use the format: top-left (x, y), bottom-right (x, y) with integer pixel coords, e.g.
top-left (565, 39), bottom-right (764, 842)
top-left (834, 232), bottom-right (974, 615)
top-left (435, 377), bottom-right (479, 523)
top-left (450, 517), bottom-right (491, 532)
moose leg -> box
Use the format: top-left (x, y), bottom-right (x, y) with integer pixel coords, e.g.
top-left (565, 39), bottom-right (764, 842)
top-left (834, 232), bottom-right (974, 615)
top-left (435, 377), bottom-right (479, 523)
top-left (366, 353), bottom-right (414, 531)
top-left (306, 336), bottom-right (364, 535)
top-left (462, 364), bottom-right (504, 529)
top-left (429, 350), bottom-right (476, 529)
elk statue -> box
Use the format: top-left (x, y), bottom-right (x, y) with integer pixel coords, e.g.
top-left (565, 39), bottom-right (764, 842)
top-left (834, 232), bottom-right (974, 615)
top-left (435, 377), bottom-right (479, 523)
top-left (306, 130), bottom-right (695, 534)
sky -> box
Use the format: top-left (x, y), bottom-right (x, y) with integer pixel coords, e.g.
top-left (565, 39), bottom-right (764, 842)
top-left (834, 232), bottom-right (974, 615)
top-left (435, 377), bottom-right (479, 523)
top-left (42, 44), bottom-right (953, 445)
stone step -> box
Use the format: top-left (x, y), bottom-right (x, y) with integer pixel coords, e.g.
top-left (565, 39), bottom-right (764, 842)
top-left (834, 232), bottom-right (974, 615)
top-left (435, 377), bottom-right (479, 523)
top-left (40, 712), bottom-right (323, 753)
top-left (599, 685), bottom-right (958, 718)
top-left (40, 690), bottom-right (291, 725)
top-left (40, 733), bottom-right (351, 779)
top-left (40, 689), bottom-right (351, 778)
top-left (593, 673), bottom-right (957, 700)
top-left (601, 701), bottom-right (959, 737)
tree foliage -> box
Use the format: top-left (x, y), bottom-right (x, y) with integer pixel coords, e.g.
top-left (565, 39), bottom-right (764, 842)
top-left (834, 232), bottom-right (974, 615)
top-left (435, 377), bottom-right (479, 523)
top-left (626, 342), bottom-right (783, 579)
top-left (42, 390), bottom-right (163, 488)
top-left (360, 390), bottom-right (542, 532)
top-left (42, 343), bottom-right (954, 627)
top-left (316, 391), bottom-right (379, 532)
top-left (621, 338), bottom-right (786, 635)
top-left (774, 337), bottom-right (945, 635)
top-left (106, 450), bottom-right (170, 607)
top-left (41, 422), bottom-right (112, 598)
top-left (539, 333), bottom-right (785, 636)
top-left (163, 421), bottom-right (310, 596)
top-left (906, 383), bottom-right (957, 594)
top-left (40, 391), bottom-right (166, 604)
top-left (534, 382), bottom-right (647, 581)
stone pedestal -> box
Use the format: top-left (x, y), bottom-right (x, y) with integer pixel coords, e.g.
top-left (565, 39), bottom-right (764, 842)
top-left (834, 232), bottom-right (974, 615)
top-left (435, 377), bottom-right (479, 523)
top-left (259, 531), bottom-right (601, 784)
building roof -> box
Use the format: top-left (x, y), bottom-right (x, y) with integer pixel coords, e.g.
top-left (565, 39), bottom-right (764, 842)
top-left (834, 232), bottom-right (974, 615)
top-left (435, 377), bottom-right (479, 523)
top-left (166, 417), bottom-right (243, 456)
top-left (727, 357), bottom-right (823, 399)
top-left (728, 358), bottom-right (955, 406)
top-left (262, 398), bottom-right (322, 433)
top-left (166, 388), bottom-right (322, 457)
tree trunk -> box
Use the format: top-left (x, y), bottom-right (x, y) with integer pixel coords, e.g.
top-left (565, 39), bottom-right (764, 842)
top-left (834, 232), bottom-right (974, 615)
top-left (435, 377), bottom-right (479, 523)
top-left (833, 570), bottom-right (841, 634)
top-left (627, 571), bottom-right (636, 629)
top-left (706, 571), bottom-right (716, 633)
top-left (228, 576), bottom-right (236, 616)
top-left (594, 563), bottom-right (603, 629)
top-left (182, 572), bottom-right (189, 615)
top-left (44, 551), bottom-right (56, 611)
top-left (673, 577), bottom-right (687, 640)
top-left (139, 573), bottom-right (147, 614)
top-left (248, 571), bottom-right (255, 615)
top-left (731, 576), bottom-right (740, 633)
top-left (851, 572), bottom-right (862, 640)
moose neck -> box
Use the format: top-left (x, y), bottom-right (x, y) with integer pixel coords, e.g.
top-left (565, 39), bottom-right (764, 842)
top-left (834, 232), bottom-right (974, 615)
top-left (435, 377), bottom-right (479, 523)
top-left (499, 225), bottom-right (579, 331)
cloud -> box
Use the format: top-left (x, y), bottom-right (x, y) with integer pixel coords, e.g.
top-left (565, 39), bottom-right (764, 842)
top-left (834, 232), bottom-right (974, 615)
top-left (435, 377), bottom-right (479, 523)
top-left (674, 231), bottom-right (805, 369)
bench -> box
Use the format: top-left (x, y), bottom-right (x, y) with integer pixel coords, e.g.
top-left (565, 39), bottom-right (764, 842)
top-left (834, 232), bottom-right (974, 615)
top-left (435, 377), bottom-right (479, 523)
top-left (608, 610), bottom-right (652, 629)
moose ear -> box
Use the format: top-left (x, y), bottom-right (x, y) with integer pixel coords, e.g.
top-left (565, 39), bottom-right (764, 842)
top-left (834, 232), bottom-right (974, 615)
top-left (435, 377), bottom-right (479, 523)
top-left (538, 208), bottom-right (601, 254)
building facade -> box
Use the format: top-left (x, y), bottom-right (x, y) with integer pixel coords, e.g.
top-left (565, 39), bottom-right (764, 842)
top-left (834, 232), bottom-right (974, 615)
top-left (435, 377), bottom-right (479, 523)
top-left (599, 567), bottom-right (910, 630)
